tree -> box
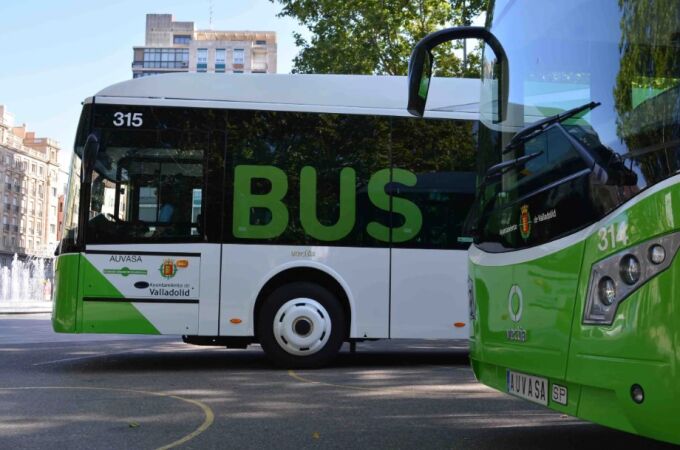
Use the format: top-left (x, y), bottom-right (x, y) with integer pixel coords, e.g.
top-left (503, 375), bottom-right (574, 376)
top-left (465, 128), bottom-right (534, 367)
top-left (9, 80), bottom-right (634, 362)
top-left (270, 0), bottom-right (487, 76)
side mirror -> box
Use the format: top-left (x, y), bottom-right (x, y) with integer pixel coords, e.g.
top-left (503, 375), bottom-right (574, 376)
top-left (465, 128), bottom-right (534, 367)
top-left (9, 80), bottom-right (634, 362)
top-left (407, 47), bottom-right (433, 118)
top-left (81, 133), bottom-right (100, 185)
top-left (407, 26), bottom-right (508, 122)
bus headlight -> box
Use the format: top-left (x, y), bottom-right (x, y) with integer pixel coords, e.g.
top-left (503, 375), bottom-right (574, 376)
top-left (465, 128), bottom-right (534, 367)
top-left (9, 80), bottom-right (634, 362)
top-left (584, 231), bottom-right (680, 325)
top-left (649, 244), bottom-right (666, 264)
top-left (597, 276), bottom-right (616, 305)
top-left (619, 255), bottom-right (640, 285)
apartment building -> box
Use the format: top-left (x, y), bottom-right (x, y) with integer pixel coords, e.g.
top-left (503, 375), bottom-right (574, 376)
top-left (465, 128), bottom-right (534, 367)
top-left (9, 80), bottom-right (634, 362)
top-left (132, 14), bottom-right (277, 78)
top-left (0, 105), bottom-right (60, 263)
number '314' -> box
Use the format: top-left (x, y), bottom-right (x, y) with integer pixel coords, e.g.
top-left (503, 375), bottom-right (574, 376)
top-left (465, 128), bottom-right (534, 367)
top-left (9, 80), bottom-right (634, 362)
top-left (597, 221), bottom-right (629, 252)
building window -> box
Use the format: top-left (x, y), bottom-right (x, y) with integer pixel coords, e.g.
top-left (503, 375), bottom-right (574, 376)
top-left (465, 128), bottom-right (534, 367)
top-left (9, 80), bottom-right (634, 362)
top-left (215, 49), bottom-right (226, 73)
top-left (233, 48), bottom-right (245, 66)
top-left (173, 35), bottom-right (192, 45)
top-left (50, 224), bottom-right (55, 234)
top-left (39, 166), bottom-right (43, 176)
top-left (197, 48), bottom-right (208, 72)
top-left (31, 164), bottom-right (36, 174)
top-left (142, 48), bottom-right (189, 69)
top-left (52, 187), bottom-right (57, 197)
top-left (255, 40), bottom-right (267, 45)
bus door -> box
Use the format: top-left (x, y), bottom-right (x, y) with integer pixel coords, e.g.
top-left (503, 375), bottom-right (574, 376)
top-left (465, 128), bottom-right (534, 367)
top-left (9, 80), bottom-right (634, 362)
top-left (388, 117), bottom-right (476, 339)
top-left (81, 116), bottom-right (223, 336)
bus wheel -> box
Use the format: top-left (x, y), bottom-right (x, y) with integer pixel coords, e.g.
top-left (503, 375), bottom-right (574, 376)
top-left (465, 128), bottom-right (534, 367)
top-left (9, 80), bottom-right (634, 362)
top-left (258, 282), bottom-right (346, 369)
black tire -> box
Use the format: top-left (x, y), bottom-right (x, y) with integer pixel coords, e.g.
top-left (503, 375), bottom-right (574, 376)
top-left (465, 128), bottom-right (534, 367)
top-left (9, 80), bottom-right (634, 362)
top-left (257, 282), bottom-right (346, 369)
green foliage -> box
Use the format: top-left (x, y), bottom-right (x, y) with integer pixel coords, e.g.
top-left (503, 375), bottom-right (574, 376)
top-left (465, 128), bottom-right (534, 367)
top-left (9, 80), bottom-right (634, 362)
top-left (271, 0), bottom-right (487, 76)
top-left (614, 0), bottom-right (680, 183)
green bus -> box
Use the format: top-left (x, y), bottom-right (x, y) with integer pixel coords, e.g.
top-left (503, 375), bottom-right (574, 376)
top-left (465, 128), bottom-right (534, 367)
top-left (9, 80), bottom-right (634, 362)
top-left (408, 0), bottom-right (680, 444)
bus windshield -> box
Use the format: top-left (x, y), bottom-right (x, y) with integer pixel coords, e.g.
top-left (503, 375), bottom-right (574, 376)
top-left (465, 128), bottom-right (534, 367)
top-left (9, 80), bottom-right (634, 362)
top-left (471, 0), bottom-right (680, 251)
top-left (64, 105), bottom-right (221, 248)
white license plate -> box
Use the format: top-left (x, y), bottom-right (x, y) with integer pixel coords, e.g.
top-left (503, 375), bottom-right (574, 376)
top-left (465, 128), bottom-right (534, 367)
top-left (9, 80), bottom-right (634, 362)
top-left (506, 370), bottom-right (548, 406)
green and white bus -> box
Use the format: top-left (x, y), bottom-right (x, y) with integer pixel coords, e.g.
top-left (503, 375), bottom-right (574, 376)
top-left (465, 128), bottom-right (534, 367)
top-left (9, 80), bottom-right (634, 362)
top-left (53, 73), bottom-right (480, 367)
top-left (408, 0), bottom-right (680, 444)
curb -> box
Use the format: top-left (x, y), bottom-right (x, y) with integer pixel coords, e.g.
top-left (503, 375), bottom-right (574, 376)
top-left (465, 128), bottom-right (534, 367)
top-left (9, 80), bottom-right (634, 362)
top-left (0, 304), bottom-right (52, 314)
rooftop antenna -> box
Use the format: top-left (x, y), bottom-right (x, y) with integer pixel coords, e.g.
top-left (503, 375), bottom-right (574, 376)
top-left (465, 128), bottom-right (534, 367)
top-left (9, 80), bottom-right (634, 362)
top-left (208, 0), bottom-right (214, 30)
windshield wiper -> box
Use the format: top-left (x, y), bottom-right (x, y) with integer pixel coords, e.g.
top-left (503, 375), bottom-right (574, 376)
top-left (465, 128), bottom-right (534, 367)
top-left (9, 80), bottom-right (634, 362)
top-left (502, 101), bottom-right (601, 154)
top-left (484, 150), bottom-right (544, 180)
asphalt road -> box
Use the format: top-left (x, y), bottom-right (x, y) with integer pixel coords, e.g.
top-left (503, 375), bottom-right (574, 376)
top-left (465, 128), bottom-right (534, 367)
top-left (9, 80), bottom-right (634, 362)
top-left (0, 314), bottom-right (674, 450)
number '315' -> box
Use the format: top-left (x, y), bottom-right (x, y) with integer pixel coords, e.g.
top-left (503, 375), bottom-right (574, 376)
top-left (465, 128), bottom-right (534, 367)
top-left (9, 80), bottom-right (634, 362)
top-left (113, 112), bottom-right (143, 127)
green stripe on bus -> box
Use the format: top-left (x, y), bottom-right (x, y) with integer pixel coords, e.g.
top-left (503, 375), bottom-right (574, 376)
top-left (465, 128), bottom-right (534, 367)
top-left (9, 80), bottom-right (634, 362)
top-left (79, 256), bottom-right (160, 335)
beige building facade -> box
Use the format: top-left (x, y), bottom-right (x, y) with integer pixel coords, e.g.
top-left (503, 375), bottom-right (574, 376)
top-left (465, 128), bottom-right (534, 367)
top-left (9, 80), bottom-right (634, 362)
top-left (132, 14), bottom-right (277, 78)
top-left (0, 105), bottom-right (60, 263)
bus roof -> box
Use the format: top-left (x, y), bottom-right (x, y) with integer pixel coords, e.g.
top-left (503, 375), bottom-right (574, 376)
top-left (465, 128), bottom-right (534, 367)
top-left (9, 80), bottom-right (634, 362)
top-left (93, 73), bottom-right (480, 120)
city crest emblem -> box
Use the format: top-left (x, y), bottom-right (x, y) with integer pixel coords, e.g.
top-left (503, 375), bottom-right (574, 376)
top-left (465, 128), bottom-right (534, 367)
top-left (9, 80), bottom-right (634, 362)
top-left (519, 204), bottom-right (531, 240)
top-left (159, 259), bottom-right (177, 279)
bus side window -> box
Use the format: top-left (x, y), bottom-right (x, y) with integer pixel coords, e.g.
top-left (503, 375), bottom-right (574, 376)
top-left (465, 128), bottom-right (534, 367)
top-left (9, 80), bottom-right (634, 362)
top-left (86, 128), bottom-right (207, 244)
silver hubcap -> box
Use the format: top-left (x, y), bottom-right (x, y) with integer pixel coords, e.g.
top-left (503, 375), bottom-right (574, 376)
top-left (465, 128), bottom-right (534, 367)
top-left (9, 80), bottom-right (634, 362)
top-left (273, 298), bottom-right (332, 356)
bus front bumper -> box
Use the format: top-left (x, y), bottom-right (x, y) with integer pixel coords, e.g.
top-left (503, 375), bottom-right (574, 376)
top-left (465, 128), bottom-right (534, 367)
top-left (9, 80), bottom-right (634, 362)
top-left (471, 357), bottom-right (680, 445)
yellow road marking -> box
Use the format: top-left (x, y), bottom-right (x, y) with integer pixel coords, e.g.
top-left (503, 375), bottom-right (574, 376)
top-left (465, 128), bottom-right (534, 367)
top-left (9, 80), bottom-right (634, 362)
top-left (0, 386), bottom-right (214, 450)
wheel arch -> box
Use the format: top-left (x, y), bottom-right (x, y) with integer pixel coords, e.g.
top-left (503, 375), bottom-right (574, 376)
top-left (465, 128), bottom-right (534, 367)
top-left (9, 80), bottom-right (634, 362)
top-left (252, 262), bottom-right (355, 340)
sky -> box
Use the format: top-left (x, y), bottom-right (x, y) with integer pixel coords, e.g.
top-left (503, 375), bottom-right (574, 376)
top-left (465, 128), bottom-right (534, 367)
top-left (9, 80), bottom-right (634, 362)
top-left (0, 0), bottom-right (307, 176)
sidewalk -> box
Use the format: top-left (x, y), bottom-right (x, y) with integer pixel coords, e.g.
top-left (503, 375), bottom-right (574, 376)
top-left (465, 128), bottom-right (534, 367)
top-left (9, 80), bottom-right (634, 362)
top-left (0, 302), bottom-right (52, 314)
